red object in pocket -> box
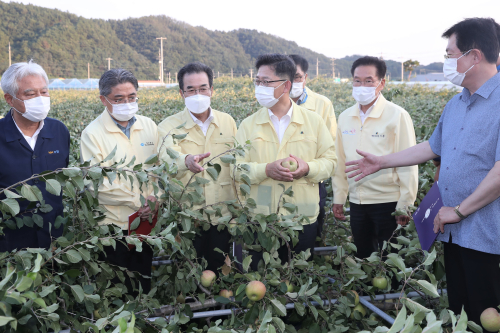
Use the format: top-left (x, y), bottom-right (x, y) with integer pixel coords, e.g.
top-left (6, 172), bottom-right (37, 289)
top-left (127, 211), bottom-right (158, 250)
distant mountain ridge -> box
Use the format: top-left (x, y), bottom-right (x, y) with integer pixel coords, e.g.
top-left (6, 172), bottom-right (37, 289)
top-left (0, 1), bottom-right (442, 80)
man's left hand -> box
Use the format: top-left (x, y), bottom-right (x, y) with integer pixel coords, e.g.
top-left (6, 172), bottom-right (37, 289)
top-left (396, 215), bottom-right (410, 226)
top-left (289, 154), bottom-right (309, 180)
top-left (433, 206), bottom-right (461, 233)
top-left (138, 195), bottom-right (159, 221)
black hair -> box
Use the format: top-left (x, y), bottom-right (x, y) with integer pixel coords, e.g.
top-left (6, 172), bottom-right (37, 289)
top-left (255, 54), bottom-right (296, 83)
top-left (351, 56), bottom-right (387, 79)
top-left (177, 62), bottom-right (214, 91)
top-left (442, 18), bottom-right (500, 64)
top-left (99, 68), bottom-right (138, 96)
top-left (289, 54), bottom-right (309, 73)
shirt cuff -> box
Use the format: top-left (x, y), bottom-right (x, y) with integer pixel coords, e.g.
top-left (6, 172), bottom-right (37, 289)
top-left (306, 161), bottom-right (319, 180)
top-left (176, 153), bottom-right (189, 173)
top-left (253, 163), bottom-right (268, 184)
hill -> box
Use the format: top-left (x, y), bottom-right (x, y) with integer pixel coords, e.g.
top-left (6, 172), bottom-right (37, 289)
top-left (0, 1), bottom-right (442, 80)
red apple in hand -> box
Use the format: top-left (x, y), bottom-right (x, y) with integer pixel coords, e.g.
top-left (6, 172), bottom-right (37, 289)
top-left (481, 308), bottom-right (500, 332)
top-left (246, 281), bottom-right (266, 301)
top-left (200, 270), bottom-right (216, 287)
top-left (281, 157), bottom-right (298, 172)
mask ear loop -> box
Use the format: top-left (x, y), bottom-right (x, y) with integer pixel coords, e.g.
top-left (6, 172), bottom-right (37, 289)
top-left (275, 80), bottom-right (287, 101)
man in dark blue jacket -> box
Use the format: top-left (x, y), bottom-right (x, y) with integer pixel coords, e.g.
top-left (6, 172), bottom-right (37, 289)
top-left (0, 60), bottom-right (70, 252)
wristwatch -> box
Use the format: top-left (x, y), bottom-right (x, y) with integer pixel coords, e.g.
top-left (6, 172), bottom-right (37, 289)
top-left (454, 204), bottom-right (467, 220)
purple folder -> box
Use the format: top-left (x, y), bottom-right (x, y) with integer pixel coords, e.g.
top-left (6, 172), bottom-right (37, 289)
top-left (412, 182), bottom-right (443, 252)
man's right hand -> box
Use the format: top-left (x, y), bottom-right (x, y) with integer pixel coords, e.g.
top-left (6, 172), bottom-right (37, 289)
top-left (333, 204), bottom-right (345, 220)
top-left (185, 152), bottom-right (211, 173)
top-left (265, 159), bottom-right (293, 182)
top-left (345, 149), bottom-right (383, 182)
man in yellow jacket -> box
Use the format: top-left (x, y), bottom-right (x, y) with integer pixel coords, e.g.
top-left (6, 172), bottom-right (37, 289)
top-left (289, 54), bottom-right (337, 242)
top-left (81, 69), bottom-right (159, 294)
top-left (158, 62), bottom-right (237, 275)
top-left (234, 54), bottom-right (336, 269)
top-left (332, 56), bottom-right (418, 259)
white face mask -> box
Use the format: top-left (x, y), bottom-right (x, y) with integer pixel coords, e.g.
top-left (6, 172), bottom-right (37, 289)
top-left (13, 96), bottom-right (50, 122)
top-left (255, 81), bottom-right (286, 108)
top-left (352, 80), bottom-right (382, 106)
top-left (184, 94), bottom-right (211, 114)
top-left (104, 96), bottom-right (138, 122)
top-left (443, 50), bottom-right (474, 86)
top-left (290, 82), bottom-right (304, 98)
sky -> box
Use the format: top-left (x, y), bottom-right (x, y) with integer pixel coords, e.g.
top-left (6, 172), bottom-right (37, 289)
top-left (6, 0), bottom-right (500, 65)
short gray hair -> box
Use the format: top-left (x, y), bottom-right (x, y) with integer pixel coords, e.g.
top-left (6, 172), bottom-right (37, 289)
top-left (99, 68), bottom-right (138, 96)
top-left (1, 60), bottom-right (49, 97)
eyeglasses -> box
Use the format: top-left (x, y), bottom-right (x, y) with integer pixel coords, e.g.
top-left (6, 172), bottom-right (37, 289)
top-left (253, 79), bottom-right (286, 87)
top-left (352, 79), bottom-right (382, 87)
top-left (105, 96), bottom-right (139, 104)
top-left (444, 49), bottom-right (472, 60)
top-left (183, 87), bottom-right (211, 97)
top-left (293, 75), bottom-right (305, 82)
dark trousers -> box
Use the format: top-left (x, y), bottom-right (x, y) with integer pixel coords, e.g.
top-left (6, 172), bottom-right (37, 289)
top-left (316, 182), bottom-right (328, 239)
top-left (349, 201), bottom-right (398, 259)
top-left (99, 231), bottom-right (154, 295)
top-left (193, 225), bottom-right (231, 276)
top-left (444, 240), bottom-right (500, 325)
top-left (249, 222), bottom-right (317, 271)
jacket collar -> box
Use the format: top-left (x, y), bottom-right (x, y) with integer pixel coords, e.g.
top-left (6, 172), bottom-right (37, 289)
top-left (101, 109), bottom-right (143, 133)
top-left (255, 101), bottom-right (305, 125)
top-left (5, 110), bottom-right (53, 142)
top-left (181, 107), bottom-right (220, 129)
top-left (346, 94), bottom-right (387, 119)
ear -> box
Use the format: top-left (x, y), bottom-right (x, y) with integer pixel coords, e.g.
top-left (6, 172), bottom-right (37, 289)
top-left (379, 78), bottom-right (386, 92)
top-left (472, 49), bottom-right (483, 64)
top-left (304, 73), bottom-right (308, 85)
top-left (209, 86), bottom-right (214, 97)
top-left (179, 89), bottom-right (185, 100)
top-left (284, 80), bottom-right (292, 94)
top-left (99, 95), bottom-right (107, 106)
top-left (4, 93), bottom-right (14, 107)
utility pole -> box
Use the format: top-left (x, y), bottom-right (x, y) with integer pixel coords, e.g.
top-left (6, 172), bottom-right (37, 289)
top-left (105, 58), bottom-right (112, 70)
top-left (316, 58), bottom-right (319, 78)
top-left (8, 42), bottom-right (11, 66)
top-left (250, 69), bottom-right (253, 79)
top-left (331, 58), bottom-right (335, 79)
top-left (156, 37), bottom-right (167, 83)
top-left (87, 63), bottom-right (90, 79)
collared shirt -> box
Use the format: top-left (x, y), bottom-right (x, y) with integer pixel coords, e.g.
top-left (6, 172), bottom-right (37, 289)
top-left (358, 96), bottom-right (380, 125)
top-left (189, 108), bottom-right (214, 136)
top-left (11, 111), bottom-right (44, 150)
top-left (268, 103), bottom-right (293, 143)
top-left (296, 88), bottom-right (308, 105)
top-left (111, 115), bottom-right (137, 139)
top-left (429, 72), bottom-right (500, 254)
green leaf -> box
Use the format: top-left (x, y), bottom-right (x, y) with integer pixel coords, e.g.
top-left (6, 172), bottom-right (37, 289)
top-left (242, 255), bottom-right (252, 272)
top-left (220, 155), bottom-right (236, 164)
top-left (386, 253), bottom-right (406, 271)
top-left (69, 285), bottom-right (85, 303)
top-left (21, 184), bottom-right (39, 201)
top-left (467, 320), bottom-right (483, 333)
top-left (413, 279), bottom-right (440, 298)
top-left (206, 167), bottom-right (219, 181)
top-left (271, 299), bottom-right (286, 317)
top-left (166, 148), bottom-right (180, 160)
top-left (45, 179), bottom-right (62, 196)
top-left (236, 284), bottom-right (246, 296)
top-left (272, 317), bottom-right (286, 333)
top-left (215, 296), bottom-right (230, 304)
top-left (172, 133), bottom-right (187, 140)
top-left (62, 167), bottom-right (81, 178)
top-left (102, 145), bottom-right (117, 163)
top-left (4, 189), bottom-right (21, 199)
top-left (0, 316), bottom-right (15, 327)
top-left (144, 154), bottom-right (158, 165)
top-left (130, 217), bottom-right (141, 231)
top-left (65, 249), bottom-right (83, 263)
top-left (282, 203), bottom-right (296, 213)
top-left (401, 297), bottom-right (431, 313)
top-left (422, 248), bottom-right (437, 266)
top-left (15, 276), bottom-right (33, 292)
top-left (1, 198), bottom-right (20, 216)
top-left (387, 305), bottom-right (406, 333)
top-left (33, 254), bottom-right (42, 273)
top-left (455, 308), bottom-right (468, 332)
top-left (239, 184), bottom-right (250, 196)
top-left (294, 302), bottom-right (305, 316)
top-left (39, 285), bottom-right (57, 298)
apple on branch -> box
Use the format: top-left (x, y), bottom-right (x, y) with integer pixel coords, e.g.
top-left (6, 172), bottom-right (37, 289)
top-left (246, 281), bottom-right (266, 301)
top-left (481, 308), bottom-right (500, 332)
top-left (200, 270), bottom-right (216, 287)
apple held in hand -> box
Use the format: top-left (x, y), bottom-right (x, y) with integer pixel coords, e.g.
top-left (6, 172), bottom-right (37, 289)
top-left (481, 308), bottom-right (500, 332)
top-left (246, 281), bottom-right (266, 301)
top-left (281, 157), bottom-right (298, 172)
top-left (372, 276), bottom-right (388, 290)
top-left (200, 270), bottom-right (216, 287)
top-left (219, 289), bottom-right (233, 298)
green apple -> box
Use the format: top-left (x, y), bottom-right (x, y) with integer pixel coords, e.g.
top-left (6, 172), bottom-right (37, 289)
top-left (350, 303), bottom-right (366, 319)
top-left (481, 308), bottom-right (500, 332)
top-left (200, 270), bottom-right (216, 287)
top-left (176, 294), bottom-right (186, 304)
top-left (93, 309), bottom-right (103, 319)
top-left (282, 280), bottom-right (294, 293)
top-left (219, 289), bottom-right (233, 298)
top-left (281, 157), bottom-right (298, 172)
top-left (372, 276), bottom-right (388, 290)
top-left (246, 281), bottom-right (266, 301)
top-left (345, 290), bottom-right (359, 305)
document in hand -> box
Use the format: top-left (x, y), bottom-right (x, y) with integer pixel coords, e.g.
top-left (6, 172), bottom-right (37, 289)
top-left (412, 182), bottom-right (443, 252)
top-left (128, 211), bottom-right (158, 250)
